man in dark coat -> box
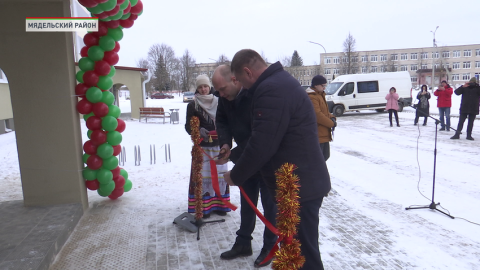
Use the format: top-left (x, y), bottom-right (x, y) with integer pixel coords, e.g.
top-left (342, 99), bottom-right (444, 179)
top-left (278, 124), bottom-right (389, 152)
top-left (223, 49), bottom-right (331, 270)
top-left (212, 65), bottom-right (277, 268)
top-left (451, 77), bottom-right (480, 140)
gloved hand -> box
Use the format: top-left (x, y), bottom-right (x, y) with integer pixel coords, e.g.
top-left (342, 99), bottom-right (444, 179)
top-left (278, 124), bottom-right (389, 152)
top-left (331, 117), bottom-right (337, 128)
top-left (199, 127), bottom-right (209, 141)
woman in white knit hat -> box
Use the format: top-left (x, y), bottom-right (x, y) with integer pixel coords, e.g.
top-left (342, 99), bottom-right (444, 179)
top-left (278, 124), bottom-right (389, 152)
top-left (185, 74), bottom-right (231, 218)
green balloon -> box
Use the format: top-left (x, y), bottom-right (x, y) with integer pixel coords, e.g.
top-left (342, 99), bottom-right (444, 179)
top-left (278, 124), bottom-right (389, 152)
top-left (124, 179), bottom-right (133, 192)
top-left (110, 11), bottom-right (124, 21)
top-left (100, 17), bottom-right (111, 22)
top-left (107, 27), bottom-right (123, 42)
top-left (87, 5), bottom-right (104, 14)
top-left (138, 10), bottom-right (143, 16)
top-left (97, 143), bottom-right (114, 159)
top-left (79, 57), bottom-right (95, 71)
top-left (121, 13), bottom-right (131, 20)
top-left (118, 26), bottom-right (124, 30)
top-left (97, 76), bottom-right (113, 90)
top-left (130, 0), bottom-right (139, 6)
top-left (83, 112), bottom-right (94, 121)
top-left (82, 153), bottom-right (90, 164)
top-left (88, 46), bottom-right (104, 62)
top-left (87, 129), bottom-right (93, 139)
top-left (102, 116), bottom-right (118, 132)
top-left (119, 0), bottom-right (129, 10)
top-left (107, 131), bottom-right (122, 146)
top-left (102, 156), bottom-right (119, 170)
top-left (76, 70), bottom-right (85, 83)
top-left (120, 169), bottom-right (128, 179)
top-left (82, 168), bottom-right (97, 181)
top-left (101, 91), bottom-right (115, 105)
top-left (99, 180), bottom-right (115, 195)
top-left (107, 105), bottom-right (121, 118)
top-left (99, 35), bottom-right (116, 52)
top-left (100, 0), bottom-right (117, 11)
top-left (108, 66), bottom-right (116, 77)
top-left (86, 87), bottom-right (103, 103)
top-left (96, 168), bottom-right (113, 184)
top-left (97, 188), bottom-right (110, 197)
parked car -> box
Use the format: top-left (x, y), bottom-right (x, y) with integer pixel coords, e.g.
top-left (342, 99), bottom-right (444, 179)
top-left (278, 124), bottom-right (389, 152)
top-left (151, 93), bottom-right (174, 99)
top-left (183, 92), bottom-right (194, 103)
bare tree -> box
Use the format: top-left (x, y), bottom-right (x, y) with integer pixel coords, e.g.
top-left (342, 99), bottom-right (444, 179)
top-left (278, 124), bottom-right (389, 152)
top-left (217, 54), bottom-right (230, 65)
top-left (179, 49), bottom-right (196, 91)
top-left (136, 57), bottom-right (154, 93)
top-left (277, 55), bottom-right (291, 67)
top-left (260, 51), bottom-right (269, 64)
top-left (339, 33), bottom-right (358, 74)
top-left (381, 51), bottom-right (396, 72)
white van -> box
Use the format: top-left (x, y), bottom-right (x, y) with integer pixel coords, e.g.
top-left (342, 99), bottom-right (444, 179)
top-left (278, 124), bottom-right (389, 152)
top-left (325, 71), bottom-right (413, 116)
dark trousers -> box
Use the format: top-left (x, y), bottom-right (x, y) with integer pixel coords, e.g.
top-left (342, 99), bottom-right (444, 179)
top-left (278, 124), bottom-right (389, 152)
top-left (414, 110), bottom-right (428, 125)
top-left (456, 113), bottom-right (476, 136)
top-left (298, 197), bottom-right (325, 270)
top-left (388, 109), bottom-right (399, 125)
top-left (236, 172), bottom-right (278, 250)
top-left (319, 142), bottom-right (330, 161)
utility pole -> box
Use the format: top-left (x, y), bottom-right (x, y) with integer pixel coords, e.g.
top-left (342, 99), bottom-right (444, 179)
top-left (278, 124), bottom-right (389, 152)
top-left (431, 26), bottom-right (439, 88)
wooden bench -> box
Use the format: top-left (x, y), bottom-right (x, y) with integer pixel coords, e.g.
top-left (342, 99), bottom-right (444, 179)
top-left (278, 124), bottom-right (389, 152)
top-left (139, 107), bottom-right (170, 123)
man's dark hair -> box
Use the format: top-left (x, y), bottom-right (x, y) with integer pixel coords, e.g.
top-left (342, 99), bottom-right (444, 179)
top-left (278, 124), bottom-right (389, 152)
top-left (231, 49), bottom-right (266, 75)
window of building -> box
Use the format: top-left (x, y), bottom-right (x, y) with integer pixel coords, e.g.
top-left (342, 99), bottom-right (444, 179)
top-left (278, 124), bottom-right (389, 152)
top-left (380, 66), bottom-right (386, 72)
top-left (464, 50), bottom-right (472, 57)
top-left (476, 49), bottom-right (480, 57)
top-left (476, 61), bottom-right (480, 68)
top-left (442, 51), bottom-right (450, 58)
top-left (401, 53), bottom-right (408, 60)
top-left (452, 74), bottom-right (459, 80)
top-left (463, 62), bottom-right (471, 69)
top-left (393, 65), bottom-right (398, 71)
top-left (361, 55), bottom-right (368, 62)
top-left (434, 63), bottom-right (440, 69)
top-left (421, 64), bottom-right (428, 69)
top-left (325, 57), bottom-right (331, 64)
top-left (361, 66), bottom-right (367, 73)
top-left (324, 68), bottom-right (331, 75)
top-left (421, 52), bottom-right (428, 59)
top-left (333, 68), bottom-right (339, 74)
top-left (391, 54), bottom-right (398, 61)
top-left (411, 53), bottom-right (418, 60)
top-left (401, 65), bottom-right (408, 71)
top-left (411, 64), bottom-right (418, 71)
top-left (411, 76), bottom-right (417, 83)
top-left (358, 81), bottom-right (379, 93)
top-left (333, 57), bottom-right (340, 64)
top-left (453, 50), bottom-right (460, 58)
top-left (463, 73), bottom-right (471, 80)
top-left (380, 54), bottom-right (387, 62)
top-left (371, 66), bottom-right (378, 72)
top-left (193, 72), bottom-right (198, 77)
top-left (432, 52), bottom-right (439, 59)
top-left (453, 62), bottom-right (460, 69)
top-left (351, 56), bottom-right (358, 63)
top-left (371, 55), bottom-right (378, 62)
top-left (443, 63), bottom-right (450, 69)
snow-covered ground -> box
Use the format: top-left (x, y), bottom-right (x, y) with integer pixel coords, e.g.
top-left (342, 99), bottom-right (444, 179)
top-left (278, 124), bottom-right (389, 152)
top-left (1, 94), bottom-right (479, 269)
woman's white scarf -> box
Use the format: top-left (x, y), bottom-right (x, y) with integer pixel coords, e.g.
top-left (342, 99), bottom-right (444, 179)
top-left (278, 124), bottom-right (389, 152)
top-left (194, 94), bottom-right (218, 121)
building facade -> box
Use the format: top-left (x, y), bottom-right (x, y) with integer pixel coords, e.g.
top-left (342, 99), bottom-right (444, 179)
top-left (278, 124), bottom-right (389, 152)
top-left (320, 44), bottom-right (480, 88)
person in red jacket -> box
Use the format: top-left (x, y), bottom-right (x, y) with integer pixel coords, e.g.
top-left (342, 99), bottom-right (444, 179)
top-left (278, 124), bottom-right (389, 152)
top-left (434, 80), bottom-right (453, 131)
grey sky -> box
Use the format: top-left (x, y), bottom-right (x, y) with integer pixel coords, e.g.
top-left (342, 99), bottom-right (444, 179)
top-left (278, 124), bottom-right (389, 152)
top-left (104, 0), bottom-right (478, 67)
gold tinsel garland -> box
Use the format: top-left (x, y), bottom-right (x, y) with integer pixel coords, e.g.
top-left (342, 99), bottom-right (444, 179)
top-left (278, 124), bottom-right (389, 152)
top-left (272, 163), bottom-right (305, 270)
top-left (190, 116), bottom-right (204, 220)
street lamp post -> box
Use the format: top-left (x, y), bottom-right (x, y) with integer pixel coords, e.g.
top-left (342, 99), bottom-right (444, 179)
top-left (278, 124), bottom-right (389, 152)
top-left (308, 41), bottom-right (327, 64)
top-left (431, 26), bottom-right (439, 88)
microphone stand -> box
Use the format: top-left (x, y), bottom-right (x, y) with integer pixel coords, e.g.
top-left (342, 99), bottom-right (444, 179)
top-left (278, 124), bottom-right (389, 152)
top-left (405, 105), bottom-right (455, 219)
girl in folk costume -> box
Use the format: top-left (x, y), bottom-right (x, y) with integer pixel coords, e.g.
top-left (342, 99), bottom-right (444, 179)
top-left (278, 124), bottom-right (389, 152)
top-left (414, 85), bottom-right (431, 126)
top-left (185, 74), bottom-right (230, 218)
top-left (385, 87), bottom-right (400, 127)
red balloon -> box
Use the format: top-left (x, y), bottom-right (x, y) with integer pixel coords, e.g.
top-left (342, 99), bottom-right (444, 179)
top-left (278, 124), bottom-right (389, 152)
top-left (75, 83), bottom-right (89, 97)
top-left (112, 145), bottom-right (122, 156)
top-left (93, 12), bottom-right (109, 19)
top-left (112, 42), bottom-right (120, 53)
top-left (77, 99), bottom-right (93, 114)
top-left (120, 19), bottom-right (134, 28)
top-left (108, 195), bottom-right (119, 200)
top-left (83, 71), bottom-right (99, 87)
top-left (105, 5), bottom-right (120, 16)
top-left (111, 166), bottom-right (121, 178)
top-left (83, 33), bottom-right (99, 47)
top-left (93, 23), bottom-right (109, 37)
top-left (94, 60), bottom-right (111, 76)
top-left (113, 175), bottom-right (126, 187)
top-left (90, 130), bottom-right (107, 145)
top-left (87, 155), bottom-right (103, 170)
top-left (104, 51), bottom-right (119, 66)
top-left (85, 179), bottom-right (100, 190)
top-left (110, 188), bottom-right (124, 198)
top-left (104, 20), bottom-right (120, 29)
top-left (78, 0), bottom-right (98, 8)
top-left (130, 0), bottom-right (143, 14)
top-left (123, 2), bottom-right (131, 14)
top-left (117, 0), bottom-right (125, 5)
top-left (80, 46), bottom-right (89, 57)
top-left (92, 102), bottom-right (109, 117)
top-left (93, 0), bottom-right (108, 3)
top-left (116, 118), bottom-right (126, 133)
top-left (86, 116), bottom-right (103, 130)
top-left (129, 14), bottom-right (138, 21)
top-left (83, 140), bottom-right (98, 155)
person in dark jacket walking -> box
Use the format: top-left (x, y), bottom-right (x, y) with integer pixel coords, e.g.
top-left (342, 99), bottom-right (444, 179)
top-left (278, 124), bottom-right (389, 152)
top-left (451, 77), bottom-right (480, 140)
top-left (212, 65), bottom-right (277, 268)
top-left (434, 80), bottom-right (453, 131)
top-left (414, 85), bottom-right (431, 126)
top-left (223, 49), bottom-right (331, 270)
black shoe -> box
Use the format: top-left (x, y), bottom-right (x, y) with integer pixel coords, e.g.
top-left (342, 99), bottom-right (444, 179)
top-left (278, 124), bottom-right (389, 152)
top-left (450, 134), bottom-right (460, 139)
top-left (397, 124), bottom-right (400, 127)
top-left (390, 124), bottom-right (393, 127)
top-left (220, 244), bottom-right (252, 260)
top-left (422, 123), bottom-right (427, 126)
top-left (214, 210), bottom-right (227, 216)
top-left (439, 128), bottom-right (446, 131)
top-left (202, 213), bottom-right (210, 219)
top-left (466, 136), bottom-right (474, 141)
top-left (254, 248), bottom-right (273, 268)
top-left (447, 129), bottom-right (450, 131)
top-left (414, 123), bottom-right (418, 126)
